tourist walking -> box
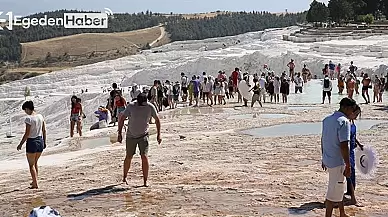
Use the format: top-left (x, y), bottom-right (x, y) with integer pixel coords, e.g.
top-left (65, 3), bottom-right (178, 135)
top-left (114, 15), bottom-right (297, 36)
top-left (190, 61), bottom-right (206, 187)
top-left (273, 76), bottom-right (281, 103)
top-left (329, 61), bottom-right (335, 80)
top-left (322, 75), bottom-right (333, 104)
top-left (287, 59), bottom-right (295, 82)
top-left (361, 73), bottom-right (371, 104)
top-left (250, 78), bottom-right (263, 107)
top-left (117, 93), bottom-right (162, 187)
top-left (346, 76), bottom-right (355, 99)
top-left (17, 101), bottom-right (46, 189)
top-left (346, 104), bottom-right (363, 206)
top-left (294, 73), bottom-right (303, 93)
top-left (321, 97), bottom-right (357, 217)
top-left (280, 78), bottom-right (290, 103)
top-left (180, 73), bottom-right (189, 102)
top-left (373, 75), bottom-right (381, 103)
top-left (70, 95), bottom-right (83, 137)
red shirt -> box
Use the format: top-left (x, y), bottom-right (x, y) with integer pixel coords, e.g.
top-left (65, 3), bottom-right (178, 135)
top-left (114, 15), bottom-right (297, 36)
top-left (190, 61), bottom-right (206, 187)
top-left (232, 71), bottom-right (239, 85)
top-left (71, 103), bottom-right (81, 114)
top-left (115, 98), bottom-right (126, 107)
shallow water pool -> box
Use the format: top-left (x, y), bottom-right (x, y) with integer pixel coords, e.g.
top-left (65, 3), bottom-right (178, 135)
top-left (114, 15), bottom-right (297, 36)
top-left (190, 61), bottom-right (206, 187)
top-left (80, 137), bottom-right (111, 149)
top-left (228, 113), bottom-right (293, 120)
top-left (287, 106), bottom-right (321, 111)
top-left (242, 120), bottom-right (387, 138)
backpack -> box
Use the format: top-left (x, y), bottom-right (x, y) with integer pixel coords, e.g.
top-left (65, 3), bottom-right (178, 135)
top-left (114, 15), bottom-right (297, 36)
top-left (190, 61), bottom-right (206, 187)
top-left (173, 86), bottom-right (178, 95)
top-left (324, 79), bottom-right (330, 88)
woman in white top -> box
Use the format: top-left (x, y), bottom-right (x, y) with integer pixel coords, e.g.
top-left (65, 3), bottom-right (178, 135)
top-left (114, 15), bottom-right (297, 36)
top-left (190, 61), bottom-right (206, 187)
top-left (273, 76), bottom-right (281, 103)
top-left (17, 101), bottom-right (46, 189)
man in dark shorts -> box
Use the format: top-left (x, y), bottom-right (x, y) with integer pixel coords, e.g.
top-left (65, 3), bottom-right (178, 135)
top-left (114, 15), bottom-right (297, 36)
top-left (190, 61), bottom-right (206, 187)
top-left (361, 73), bottom-right (371, 104)
top-left (287, 59), bottom-right (295, 82)
top-left (109, 83), bottom-right (121, 124)
top-left (181, 73), bottom-right (189, 102)
top-left (322, 75), bottom-right (333, 104)
top-left (118, 93), bottom-right (162, 187)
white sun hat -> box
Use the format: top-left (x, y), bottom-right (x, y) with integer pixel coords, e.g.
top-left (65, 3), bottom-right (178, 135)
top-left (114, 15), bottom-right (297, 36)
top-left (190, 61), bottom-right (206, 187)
top-left (355, 145), bottom-right (379, 179)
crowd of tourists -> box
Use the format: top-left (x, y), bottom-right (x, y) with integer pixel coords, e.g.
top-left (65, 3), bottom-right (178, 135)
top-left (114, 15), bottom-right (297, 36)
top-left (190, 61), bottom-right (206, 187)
top-left (14, 59), bottom-right (386, 217)
top-left (68, 59), bottom-right (388, 135)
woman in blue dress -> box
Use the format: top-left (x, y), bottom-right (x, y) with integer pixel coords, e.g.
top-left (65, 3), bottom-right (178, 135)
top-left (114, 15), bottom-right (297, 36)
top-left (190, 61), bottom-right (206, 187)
top-left (346, 104), bottom-right (364, 206)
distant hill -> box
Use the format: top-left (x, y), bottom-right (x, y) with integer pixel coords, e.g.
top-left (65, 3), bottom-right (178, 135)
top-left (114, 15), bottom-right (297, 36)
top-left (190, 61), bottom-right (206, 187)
top-left (0, 10), bottom-right (306, 65)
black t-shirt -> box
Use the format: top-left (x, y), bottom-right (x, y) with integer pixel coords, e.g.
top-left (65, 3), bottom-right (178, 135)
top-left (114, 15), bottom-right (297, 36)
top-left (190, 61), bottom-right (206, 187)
top-left (253, 84), bottom-right (260, 95)
top-left (109, 89), bottom-right (121, 104)
top-left (349, 65), bottom-right (357, 73)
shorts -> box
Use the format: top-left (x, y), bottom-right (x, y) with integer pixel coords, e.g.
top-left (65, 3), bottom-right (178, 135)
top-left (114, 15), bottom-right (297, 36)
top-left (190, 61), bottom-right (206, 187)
top-left (182, 87), bottom-right (188, 95)
top-left (70, 114), bottom-right (80, 122)
top-left (193, 92), bottom-right (199, 98)
top-left (252, 93), bottom-right (261, 102)
top-left (323, 91), bottom-right (331, 97)
top-left (203, 92), bottom-right (209, 98)
top-left (326, 165), bottom-right (346, 202)
top-left (126, 134), bottom-right (149, 156)
top-left (173, 95), bottom-right (179, 101)
top-left (26, 136), bottom-right (44, 153)
top-left (117, 107), bottom-right (126, 114)
top-left (362, 86), bottom-right (369, 91)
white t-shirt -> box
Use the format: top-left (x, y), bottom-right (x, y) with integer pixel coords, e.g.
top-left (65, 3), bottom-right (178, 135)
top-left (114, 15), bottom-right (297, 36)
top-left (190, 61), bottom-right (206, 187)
top-left (25, 114), bottom-right (44, 138)
top-left (181, 76), bottom-right (188, 88)
top-left (205, 81), bottom-right (213, 93)
top-left (166, 84), bottom-right (173, 96)
top-left (323, 79), bottom-right (333, 92)
top-left (295, 77), bottom-right (303, 87)
top-left (259, 78), bottom-right (266, 89)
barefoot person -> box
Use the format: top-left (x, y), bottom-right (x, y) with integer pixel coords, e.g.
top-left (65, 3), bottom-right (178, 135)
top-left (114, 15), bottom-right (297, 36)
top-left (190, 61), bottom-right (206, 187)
top-left (361, 73), bottom-right (371, 104)
top-left (321, 97), bottom-right (357, 217)
top-left (346, 104), bottom-right (364, 206)
top-left (322, 75), bottom-right (333, 104)
top-left (17, 101), bottom-right (46, 189)
top-left (70, 96), bottom-right (83, 137)
top-left (118, 93), bottom-right (162, 187)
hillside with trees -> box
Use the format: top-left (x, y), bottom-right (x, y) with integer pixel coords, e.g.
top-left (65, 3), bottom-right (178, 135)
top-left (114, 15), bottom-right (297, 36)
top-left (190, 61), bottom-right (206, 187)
top-left (166, 11), bottom-right (307, 41)
top-left (307, 0), bottom-right (388, 24)
top-left (0, 31), bottom-right (22, 62)
top-left (0, 10), bottom-right (307, 63)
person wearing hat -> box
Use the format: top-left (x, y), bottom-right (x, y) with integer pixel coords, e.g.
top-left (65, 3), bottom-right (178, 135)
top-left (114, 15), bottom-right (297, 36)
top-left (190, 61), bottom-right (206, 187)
top-left (321, 97), bottom-right (358, 217)
top-left (118, 93), bottom-right (162, 187)
top-left (322, 75), bottom-right (333, 104)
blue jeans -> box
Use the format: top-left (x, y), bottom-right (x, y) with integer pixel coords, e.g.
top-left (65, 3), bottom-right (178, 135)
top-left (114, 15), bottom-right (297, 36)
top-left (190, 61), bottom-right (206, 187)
top-left (346, 166), bottom-right (356, 195)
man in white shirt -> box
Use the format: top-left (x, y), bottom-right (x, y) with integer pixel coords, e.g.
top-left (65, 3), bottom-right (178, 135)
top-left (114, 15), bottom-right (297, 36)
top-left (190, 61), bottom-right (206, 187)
top-left (180, 73), bottom-right (189, 102)
top-left (259, 73), bottom-right (267, 103)
top-left (323, 75), bottom-right (333, 104)
top-left (294, 73), bottom-right (304, 93)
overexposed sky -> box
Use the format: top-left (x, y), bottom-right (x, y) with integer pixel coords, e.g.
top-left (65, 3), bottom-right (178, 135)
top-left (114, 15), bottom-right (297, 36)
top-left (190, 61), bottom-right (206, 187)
top-left (0, 0), bottom-right (329, 16)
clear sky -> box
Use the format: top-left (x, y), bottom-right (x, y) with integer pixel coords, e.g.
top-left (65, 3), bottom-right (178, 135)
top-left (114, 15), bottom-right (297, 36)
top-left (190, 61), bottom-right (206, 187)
top-left (0, 0), bottom-right (329, 16)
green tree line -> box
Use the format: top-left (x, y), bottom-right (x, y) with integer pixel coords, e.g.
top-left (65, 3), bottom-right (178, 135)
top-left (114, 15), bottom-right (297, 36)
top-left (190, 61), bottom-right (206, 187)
top-left (166, 11), bottom-right (307, 41)
top-left (0, 10), bottom-right (306, 62)
top-left (307, 0), bottom-right (388, 24)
